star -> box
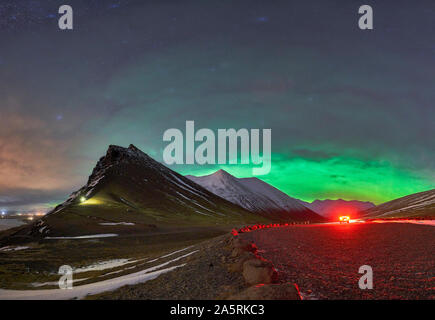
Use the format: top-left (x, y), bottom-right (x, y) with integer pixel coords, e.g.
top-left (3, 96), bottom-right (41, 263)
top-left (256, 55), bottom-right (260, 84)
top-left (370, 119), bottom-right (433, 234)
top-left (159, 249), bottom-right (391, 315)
top-left (256, 16), bottom-right (269, 23)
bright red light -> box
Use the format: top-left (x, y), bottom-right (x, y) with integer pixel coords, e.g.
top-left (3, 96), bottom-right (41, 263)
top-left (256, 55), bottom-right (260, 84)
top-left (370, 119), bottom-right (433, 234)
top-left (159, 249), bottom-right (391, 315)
top-left (339, 216), bottom-right (350, 223)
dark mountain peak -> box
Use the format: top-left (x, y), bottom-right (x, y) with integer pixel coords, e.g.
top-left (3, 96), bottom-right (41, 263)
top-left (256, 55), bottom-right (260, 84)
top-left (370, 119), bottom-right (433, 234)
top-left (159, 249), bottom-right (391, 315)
top-left (20, 146), bottom-right (271, 241)
top-left (80, 144), bottom-right (163, 200)
top-left (104, 144), bottom-right (150, 162)
top-left (89, 144), bottom-right (162, 177)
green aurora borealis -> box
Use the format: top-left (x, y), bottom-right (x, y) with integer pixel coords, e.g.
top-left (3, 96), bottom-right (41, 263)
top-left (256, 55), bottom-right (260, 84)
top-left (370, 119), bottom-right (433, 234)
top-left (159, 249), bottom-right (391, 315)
top-left (0, 0), bottom-right (433, 211)
top-left (178, 153), bottom-right (433, 205)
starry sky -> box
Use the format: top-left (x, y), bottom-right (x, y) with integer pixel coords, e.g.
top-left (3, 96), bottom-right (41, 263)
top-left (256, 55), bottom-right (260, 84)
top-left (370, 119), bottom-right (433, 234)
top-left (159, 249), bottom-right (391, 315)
top-left (0, 0), bottom-right (434, 213)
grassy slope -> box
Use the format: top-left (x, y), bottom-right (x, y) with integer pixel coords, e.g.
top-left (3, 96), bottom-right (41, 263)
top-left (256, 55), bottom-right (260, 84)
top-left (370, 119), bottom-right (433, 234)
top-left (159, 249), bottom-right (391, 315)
top-left (1, 151), bottom-right (271, 244)
top-left (362, 189), bottom-right (435, 219)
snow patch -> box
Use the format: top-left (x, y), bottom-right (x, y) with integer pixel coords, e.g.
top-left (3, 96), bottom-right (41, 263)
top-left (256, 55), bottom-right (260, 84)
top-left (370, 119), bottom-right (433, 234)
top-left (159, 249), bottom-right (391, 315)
top-left (30, 278), bottom-right (89, 288)
top-left (99, 222), bottom-right (135, 226)
top-left (0, 246), bottom-right (30, 252)
top-left (73, 259), bottom-right (138, 274)
top-left (119, 197), bottom-right (135, 207)
top-left (85, 189), bottom-right (94, 197)
top-left (168, 172), bottom-right (214, 205)
top-left (45, 234), bottom-right (118, 240)
top-left (147, 246), bottom-right (194, 263)
top-left (0, 250), bottom-right (197, 300)
top-left (88, 176), bottom-right (105, 188)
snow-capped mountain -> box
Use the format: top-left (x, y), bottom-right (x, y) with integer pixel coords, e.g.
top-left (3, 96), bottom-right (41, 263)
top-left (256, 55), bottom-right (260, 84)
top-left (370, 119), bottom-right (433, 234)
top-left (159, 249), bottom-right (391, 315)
top-left (298, 199), bottom-right (375, 219)
top-left (362, 189), bottom-right (435, 219)
top-left (186, 170), bottom-right (326, 222)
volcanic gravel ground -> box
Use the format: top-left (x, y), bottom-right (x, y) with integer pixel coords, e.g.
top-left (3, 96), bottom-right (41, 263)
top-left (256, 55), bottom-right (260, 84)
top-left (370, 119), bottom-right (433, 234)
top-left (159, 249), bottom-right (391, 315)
top-left (242, 222), bottom-right (435, 299)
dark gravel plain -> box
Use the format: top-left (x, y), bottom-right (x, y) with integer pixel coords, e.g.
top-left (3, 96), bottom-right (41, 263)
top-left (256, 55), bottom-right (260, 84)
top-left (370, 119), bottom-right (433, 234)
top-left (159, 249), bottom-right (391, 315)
top-left (242, 222), bottom-right (435, 299)
top-left (88, 235), bottom-right (248, 300)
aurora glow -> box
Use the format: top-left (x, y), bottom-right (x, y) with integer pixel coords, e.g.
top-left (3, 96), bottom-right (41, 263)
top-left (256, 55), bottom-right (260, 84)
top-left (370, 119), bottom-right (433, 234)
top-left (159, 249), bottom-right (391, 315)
top-left (0, 0), bottom-right (433, 211)
top-left (178, 154), bottom-right (434, 205)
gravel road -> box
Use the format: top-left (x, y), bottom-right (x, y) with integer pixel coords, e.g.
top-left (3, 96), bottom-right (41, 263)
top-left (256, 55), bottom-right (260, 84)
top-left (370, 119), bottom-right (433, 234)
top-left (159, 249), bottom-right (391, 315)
top-left (242, 221), bottom-right (435, 299)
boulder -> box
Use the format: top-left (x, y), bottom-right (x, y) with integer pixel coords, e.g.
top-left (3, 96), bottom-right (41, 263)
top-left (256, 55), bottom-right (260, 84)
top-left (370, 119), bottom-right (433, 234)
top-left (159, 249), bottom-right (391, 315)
top-left (231, 239), bottom-right (258, 257)
top-left (228, 251), bottom-right (257, 272)
top-left (242, 258), bottom-right (278, 285)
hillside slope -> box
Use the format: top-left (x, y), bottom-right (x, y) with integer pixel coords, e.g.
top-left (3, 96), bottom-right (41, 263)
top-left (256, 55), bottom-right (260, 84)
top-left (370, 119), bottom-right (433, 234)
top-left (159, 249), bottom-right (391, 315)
top-left (186, 170), bottom-right (325, 222)
top-left (362, 189), bottom-right (435, 219)
top-left (1, 145), bottom-right (270, 244)
top-left (299, 199), bottom-right (375, 219)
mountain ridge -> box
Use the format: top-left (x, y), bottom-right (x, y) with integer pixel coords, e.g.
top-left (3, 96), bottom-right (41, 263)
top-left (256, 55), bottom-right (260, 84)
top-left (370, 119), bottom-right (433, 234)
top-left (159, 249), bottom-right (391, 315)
top-left (2, 145), bottom-right (273, 244)
top-left (298, 199), bottom-right (375, 219)
top-left (186, 170), bottom-right (326, 222)
top-left (362, 188), bottom-right (435, 219)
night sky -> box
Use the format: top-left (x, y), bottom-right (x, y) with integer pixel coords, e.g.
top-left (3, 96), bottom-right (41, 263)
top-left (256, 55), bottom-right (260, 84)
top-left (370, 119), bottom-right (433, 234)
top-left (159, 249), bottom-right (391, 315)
top-left (1, 0), bottom-right (434, 213)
